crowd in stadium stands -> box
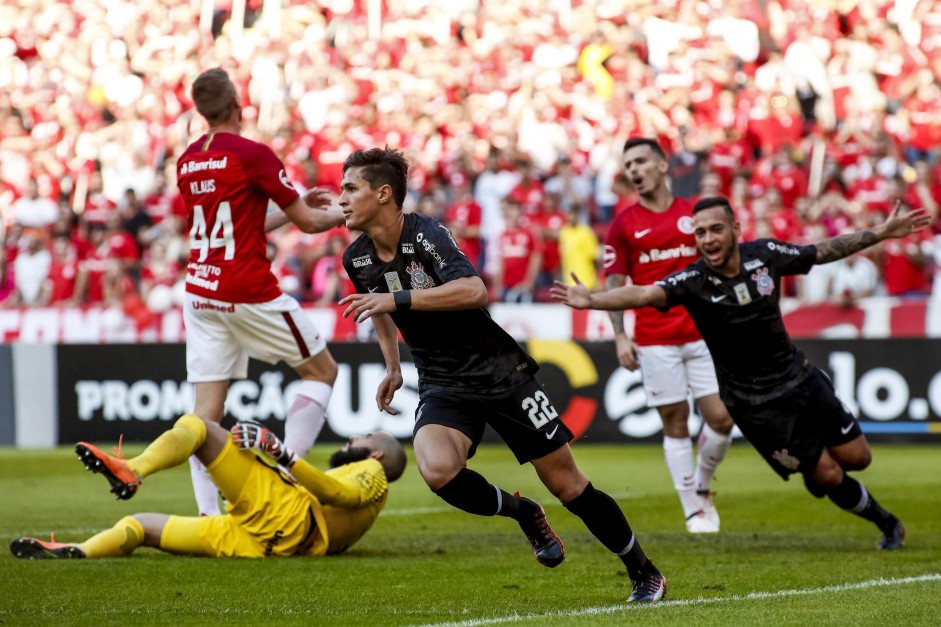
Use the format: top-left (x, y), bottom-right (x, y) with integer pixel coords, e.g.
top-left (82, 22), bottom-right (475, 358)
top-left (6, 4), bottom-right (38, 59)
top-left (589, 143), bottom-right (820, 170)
top-left (2, 0), bottom-right (941, 323)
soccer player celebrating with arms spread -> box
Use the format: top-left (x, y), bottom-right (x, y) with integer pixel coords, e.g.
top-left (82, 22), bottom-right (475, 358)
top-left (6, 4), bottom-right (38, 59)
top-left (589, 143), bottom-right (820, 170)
top-left (175, 68), bottom-right (346, 515)
top-left (553, 196), bottom-right (929, 550)
top-left (337, 147), bottom-right (666, 603)
top-left (11, 415), bottom-right (406, 559)
top-left (604, 137), bottom-right (734, 533)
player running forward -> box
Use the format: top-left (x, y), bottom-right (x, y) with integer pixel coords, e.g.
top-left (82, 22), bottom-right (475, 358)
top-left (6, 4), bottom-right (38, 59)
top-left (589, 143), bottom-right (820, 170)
top-left (178, 68), bottom-right (346, 515)
top-left (335, 147), bottom-right (666, 603)
top-left (10, 415), bottom-right (406, 559)
top-left (553, 197), bottom-right (929, 551)
top-left (605, 138), bottom-right (734, 533)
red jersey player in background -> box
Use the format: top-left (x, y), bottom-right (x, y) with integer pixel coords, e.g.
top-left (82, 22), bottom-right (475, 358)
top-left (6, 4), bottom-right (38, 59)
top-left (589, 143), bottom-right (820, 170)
top-left (173, 68), bottom-right (347, 515)
top-left (603, 138), bottom-right (734, 533)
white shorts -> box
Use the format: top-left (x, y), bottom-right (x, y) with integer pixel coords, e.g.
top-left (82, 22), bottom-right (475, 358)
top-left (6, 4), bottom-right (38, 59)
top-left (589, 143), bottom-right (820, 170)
top-left (184, 293), bottom-right (327, 383)
top-left (635, 340), bottom-right (720, 407)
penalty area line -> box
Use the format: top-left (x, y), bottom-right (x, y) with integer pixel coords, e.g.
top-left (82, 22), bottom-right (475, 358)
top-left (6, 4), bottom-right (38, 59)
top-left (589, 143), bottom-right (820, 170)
top-left (422, 573), bottom-right (941, 627)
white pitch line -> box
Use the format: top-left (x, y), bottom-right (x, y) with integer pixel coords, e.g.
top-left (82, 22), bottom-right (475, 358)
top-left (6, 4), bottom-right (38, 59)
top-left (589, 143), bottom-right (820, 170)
top-left (422, 573), bottom-right (941, 627)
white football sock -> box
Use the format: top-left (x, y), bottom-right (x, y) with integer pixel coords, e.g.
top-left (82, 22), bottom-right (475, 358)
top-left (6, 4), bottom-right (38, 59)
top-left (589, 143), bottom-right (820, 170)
top-left (663, 436), bottom-right (700, 518)
top-left (694, 423), bottom-right (732, 493)
top-left (283, 380), bottom-right (332, 459)
top-left (189, 455), bottom-right (221, 516)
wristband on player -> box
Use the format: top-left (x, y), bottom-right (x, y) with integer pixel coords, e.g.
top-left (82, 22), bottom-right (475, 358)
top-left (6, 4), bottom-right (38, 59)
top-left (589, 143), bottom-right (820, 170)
top-left (393, 289), bottom-right (412, 311)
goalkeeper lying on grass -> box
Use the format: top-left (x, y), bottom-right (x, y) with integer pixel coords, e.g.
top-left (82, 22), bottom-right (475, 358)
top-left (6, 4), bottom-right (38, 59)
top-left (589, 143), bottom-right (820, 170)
top-left (10, 414), bottom-right (406, 559)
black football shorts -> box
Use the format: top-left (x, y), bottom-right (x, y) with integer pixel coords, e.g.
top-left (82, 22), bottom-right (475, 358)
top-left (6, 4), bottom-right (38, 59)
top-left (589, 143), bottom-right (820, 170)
top-left (414, 377), bottom-right (574, 463)
top-left (728, 367), bottom-right (863, 480)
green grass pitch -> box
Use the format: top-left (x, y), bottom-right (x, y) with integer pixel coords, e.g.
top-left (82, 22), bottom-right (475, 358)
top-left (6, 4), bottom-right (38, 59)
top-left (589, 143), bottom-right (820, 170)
top-left (1, 442), bottom-right (939, 625)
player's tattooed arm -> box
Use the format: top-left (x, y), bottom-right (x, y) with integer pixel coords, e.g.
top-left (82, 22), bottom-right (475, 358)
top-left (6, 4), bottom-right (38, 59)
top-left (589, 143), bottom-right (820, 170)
top-left (816, 199), bottom-right (931, 264)
top-left (606, 274), bottom-right (626, 333)
top-left (814, 230), bottom-right (880, 264)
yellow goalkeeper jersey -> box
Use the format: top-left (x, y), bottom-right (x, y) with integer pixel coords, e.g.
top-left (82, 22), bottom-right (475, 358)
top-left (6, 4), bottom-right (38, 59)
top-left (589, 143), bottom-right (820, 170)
top-left (293, 457), bottom-right (389, 556)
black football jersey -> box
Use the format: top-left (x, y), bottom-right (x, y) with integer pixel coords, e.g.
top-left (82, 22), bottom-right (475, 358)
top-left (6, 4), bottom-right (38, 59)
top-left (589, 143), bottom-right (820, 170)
top-left (656, 238), bottom-right (818, 406)
top-left (342, 213), bottom-right (539, 393)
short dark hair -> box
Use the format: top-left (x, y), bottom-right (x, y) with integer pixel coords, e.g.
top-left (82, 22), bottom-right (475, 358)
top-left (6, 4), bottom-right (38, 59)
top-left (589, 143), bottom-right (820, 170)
top-left (693, 196), bottom-right (736, 220)
top-left (191, 68), bottom-right (237, 125)
top-left (343, 147), bottom-right (409, 208)
top-left (623, 137), bottom-right (666, 160)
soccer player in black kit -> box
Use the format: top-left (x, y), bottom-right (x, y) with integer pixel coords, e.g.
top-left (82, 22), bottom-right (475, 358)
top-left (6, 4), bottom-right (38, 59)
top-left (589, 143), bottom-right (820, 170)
top-left (553, 196), bottom-right (931, 551)
top-left (337, 147), bottom-right (666, 603)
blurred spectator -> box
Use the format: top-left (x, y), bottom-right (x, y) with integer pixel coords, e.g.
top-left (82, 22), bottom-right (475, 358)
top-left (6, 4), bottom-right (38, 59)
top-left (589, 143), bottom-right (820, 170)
top-left (494, 198), bottom-right (542, 303)
top-left (12, 179), bottom-right (58, 229)
top-left (73, 213), bottom-right (139, 305)
top-left (543, 155), bottom-right (593, 213)
top-left (903, 160), bottom-right (941, 219)
top-left (264, 239), bottom-right (303, 302)
top-left (415, 194), bottom-right (443, 221)
top-left (3, 228), bottom-right (51, 307)
top-left (474, 149), bottom-right (520, 254)
top-left (140, 240), bottom-right (183, 313)
top-left (668, 126), bottom-right (707, 198)
top-left (529, 193), bottom-right (566, 291)
top-left (46, 232), bottom-right (81, 305)
top-left (881, 222), bottom-right (933, 297)
top-left (707, 127), bottom-right (755, 197)
top-left (444, 173), bottom-right (483, 269)
top-left (120, 188), bottom-right (154, 253)
top-left (558, 203), bottom-right (599, 290)
top-left (831, 253), bottom-right (881, 308)
top-left (506, 156), bottom-right (546, 217)
top-left (797, 223), bottom-right (836, 304)
top-left (308, 231), bottom-right (351, 307)
top-left (750, 145), bottom-right (808, 212)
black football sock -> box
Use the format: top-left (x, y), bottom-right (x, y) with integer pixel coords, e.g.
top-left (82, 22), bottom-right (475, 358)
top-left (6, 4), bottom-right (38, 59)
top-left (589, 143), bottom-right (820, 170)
top-left (825, 474), bottom-right (897, 530)
top-left (432, 467), bottom-right (518, 517)
top-left (564, 482), bottom-right (657, 579)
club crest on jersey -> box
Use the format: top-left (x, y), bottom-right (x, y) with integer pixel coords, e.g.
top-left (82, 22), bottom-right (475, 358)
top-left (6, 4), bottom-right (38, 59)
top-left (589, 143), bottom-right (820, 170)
top-left (384, 272), bottom-right (404, 292)
top-left (406, 261), bottom-right (435, 289)
top-left (278, 168), bottom-right (294, 190)
top-left (751, 267), bottom-right (774, 296)
top-left (677, 215), bottom-right (694, 234)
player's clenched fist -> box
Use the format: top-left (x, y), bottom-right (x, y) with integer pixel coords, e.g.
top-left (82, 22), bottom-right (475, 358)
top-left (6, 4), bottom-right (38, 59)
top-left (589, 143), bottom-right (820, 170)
top-left (231, 422), bottom-right (297, 467)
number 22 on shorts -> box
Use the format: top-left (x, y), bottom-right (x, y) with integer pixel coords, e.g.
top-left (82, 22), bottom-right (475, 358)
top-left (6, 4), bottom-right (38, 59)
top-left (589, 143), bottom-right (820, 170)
top-left (522, 390), bottom-right (558, 429)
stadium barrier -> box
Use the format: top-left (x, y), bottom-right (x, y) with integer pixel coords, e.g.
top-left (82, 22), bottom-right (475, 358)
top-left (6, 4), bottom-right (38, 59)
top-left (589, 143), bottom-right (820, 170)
top-left (3, 297), bottom-right (941, 343)
top-left (1, 340), bottom-right (939, 448)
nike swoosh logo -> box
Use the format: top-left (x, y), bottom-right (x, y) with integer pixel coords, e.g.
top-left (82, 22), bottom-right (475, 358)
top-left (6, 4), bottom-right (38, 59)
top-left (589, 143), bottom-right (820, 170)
top-left (634, 228), bottom-right (652, 238)
top-left (546, 425), bottom-right (559, 440)
top-left (368, 287), bottom-right (379, 293)
top-left (711, 295), bottom-right (727, 302)
top-left (841, 423), bottom-right (854, 435)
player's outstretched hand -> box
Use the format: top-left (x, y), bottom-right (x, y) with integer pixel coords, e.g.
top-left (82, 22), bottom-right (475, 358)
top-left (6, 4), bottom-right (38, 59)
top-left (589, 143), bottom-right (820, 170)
top-left (882, 199), bottom-right (932, 239)
top-left (302, 187), bottom-right (336, 210)
top-left (550, 274), bottom-right (592, 309)
top-left (338, 292), bottom-right (396, 323)
top-left (231, 422), bottom-right (297, 467)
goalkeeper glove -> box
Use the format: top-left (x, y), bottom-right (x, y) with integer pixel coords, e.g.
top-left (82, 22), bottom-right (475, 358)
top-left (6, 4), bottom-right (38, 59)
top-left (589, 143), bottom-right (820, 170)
top-left (230, 421), bottom-right (297, 467)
